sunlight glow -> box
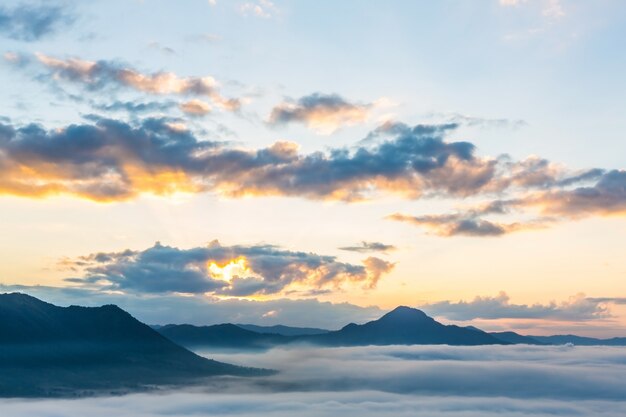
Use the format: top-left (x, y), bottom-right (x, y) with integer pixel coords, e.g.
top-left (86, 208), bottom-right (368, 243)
top-left (207, 257), bottom-right (251, 282)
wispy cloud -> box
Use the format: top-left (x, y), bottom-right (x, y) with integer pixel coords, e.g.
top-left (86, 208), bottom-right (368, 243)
top-left (239, 0), bottom-right (278, 19)
top-left (339, 241), bottom-right (397, 254)
top-left (421, 292), bottom-right (612, 321)
top-left (180, 99), bottom-right (212, 116)
top-left (0, 4), bottom-right (74, 41)
top-left (390, 169), bottom-right (625, 237)
top-left (7, 52), bottom-right (241, 111)
top-left (499, 0), bottom-right (565, 19)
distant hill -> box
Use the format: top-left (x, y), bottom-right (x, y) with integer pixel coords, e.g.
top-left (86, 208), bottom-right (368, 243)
top-left (0, 293), bottom-right (269, 397)
top-left (488, 331), bottom-right (544, 345)
top-left (159, 307), bottom-right (506, 349)
top-left (301, 306), bottom-right (507, 346)
top-left (158, 323), bottom-right (288, 349)
top-left (531, 334), bottom-right (626, 346)
top-left (157, 306), bottom-right (626, 350)
top-left (237, 324), bottom-right (330, 336)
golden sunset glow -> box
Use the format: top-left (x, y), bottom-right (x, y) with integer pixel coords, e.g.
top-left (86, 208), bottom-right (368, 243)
top-left (207, 257), bottom-right (251, 282)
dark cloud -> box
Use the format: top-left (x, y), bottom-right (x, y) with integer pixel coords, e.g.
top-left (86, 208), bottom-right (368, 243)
top-left (532, 170), bottom-right (626, 216)
top-left (339, 241), bottom-right (396, 253)
top-left (0, 4), bottom-right (74, 41)
top-left (391, 169), bottom-right (625, 237)
top-left (387, 212), bottom-right (535, 237)
top-left (64, 240), bottom-right (393, 296)
top-left (421, 292), bottom-right (611, 321)
top-left (0, 114), bottom-right (622, 237)
top-left (0, 117), bottom-right (221, 200)
top-left (0, 117), bottom-right (497, 201)
top-left (268, 93), bottom-right (371, 133)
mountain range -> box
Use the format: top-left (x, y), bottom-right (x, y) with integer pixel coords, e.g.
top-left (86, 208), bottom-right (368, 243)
top-left (2, 292), bottom-right (624, 398)
top-left (0, 293), bottom-right (268, 397)
top-left (157, 306), bottom-right (626, 349)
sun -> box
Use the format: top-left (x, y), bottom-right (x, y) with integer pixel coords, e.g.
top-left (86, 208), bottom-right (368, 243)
top-left (207, 257), bottom-right (251, 282)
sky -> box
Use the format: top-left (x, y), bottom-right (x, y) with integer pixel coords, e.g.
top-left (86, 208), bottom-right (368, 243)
top-left (0, 0), bottom-right (625, 336)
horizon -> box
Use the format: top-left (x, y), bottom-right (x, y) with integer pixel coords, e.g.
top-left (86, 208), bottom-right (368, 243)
top-left (2, 291), bottom-right (624, 340)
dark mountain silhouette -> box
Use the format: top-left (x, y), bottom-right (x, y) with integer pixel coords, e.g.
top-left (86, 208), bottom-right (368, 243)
top-left (301, 306), bottom-right (506, 346)
top-left (158, 323), bottom-right (288, 349)
top-left (157, 306), bottom-right (505, 349)
top-left (0, 293), bottom-right (269, 397)
top-left (488, 331), bottom-right (544, 345)
top-left (157, 306), bottom-right (626, 350)
top-left (530, 334), bottom-right (626, 346)
top-left (237, 324), bottom-right (329, 336)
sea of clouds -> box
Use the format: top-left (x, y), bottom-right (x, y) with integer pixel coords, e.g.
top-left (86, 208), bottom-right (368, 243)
top-left (2, 344), bottom-right (626, 416)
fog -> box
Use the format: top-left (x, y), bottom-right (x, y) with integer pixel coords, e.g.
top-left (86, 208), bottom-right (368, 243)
top-left (2, 345), bottom-right (626, 416)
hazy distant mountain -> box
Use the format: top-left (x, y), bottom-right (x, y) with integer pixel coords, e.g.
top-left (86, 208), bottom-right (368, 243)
top-left (488, 331), bottom-right (544, 345)
top-left (158, 323), bottom-right (288, 349)
top-left (237, 324), bottom-right (330, 336)
top-left (0, 293), bottom-right (268, 397)
top-left (158, 307), bottom-right (506, 349)
top-left (531, 334), bottom-right (626, 346)
top-left (157, 306), bottom-right (626, 350)
top-left (301, 306), bottom-right (507, 346)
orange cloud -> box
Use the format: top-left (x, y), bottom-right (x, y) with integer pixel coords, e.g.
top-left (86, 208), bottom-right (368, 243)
top-left (24, 53), bottom-right (241, 111)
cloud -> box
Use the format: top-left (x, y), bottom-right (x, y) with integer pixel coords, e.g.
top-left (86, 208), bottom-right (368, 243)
top-left (0, 114), bottom-right (622, 239)
top-left (147, 42), bottom-right (176, 56)
top-left (499, 0), bottom-right (565, 19)
top-left (542, 0), bottom-right (565, 18)
top-left (0, 117), bottom-right (219, 201)
top-left (499, 0), bottom-right (528, 6)
top-left (0, 4), bottom-right (74, 41)
top-left (0, 118), bottom-right (496, 201)
top-left (339, 241), bottom-right (396, 253)
top-left (421, 292), bottom-right (611, 321)
top-left (432, 112), bottom-right (527, 130)
top-left (8, 53), bottom-right (240, 111)
top-left (92, 100), bottom-right (178, 114)
top-left (63, 240), bottom-right (394, 296)
top-left (392, 169), bottom-right (626, 237)
top-left (3, 344), bottom-right (626, 416)
top-left (180, 99), bottom-right (212, 116)
top-left (239, 0), bottom-right (278, 19)
top-left (387, 213), bottom-right (532, 237)
top-left (268, 93), bottom-right (372, 134)
top-left (203, 344), bottom-right (626, 401)
top-left (527, 170), bottom-right (626, 216)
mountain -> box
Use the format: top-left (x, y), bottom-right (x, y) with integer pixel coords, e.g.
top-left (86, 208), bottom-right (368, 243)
top-left (300, 306), bottom-right (507, 346)
top-left (0, 293), bottom-right (268, 397)
top-left (489, 331), bottom-right (544, 345)
top-left (158, 323), bottom-right (288, 349)
top-left (531, 334), bottom-right (626, 346)
top-left (237, 324), bottom-right (329, 336)
top-left (158, 307), bottom-right (505, 350)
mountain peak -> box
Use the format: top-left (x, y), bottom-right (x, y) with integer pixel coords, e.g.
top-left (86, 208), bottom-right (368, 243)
top-left (379, 306), bottom-right (430, 322)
